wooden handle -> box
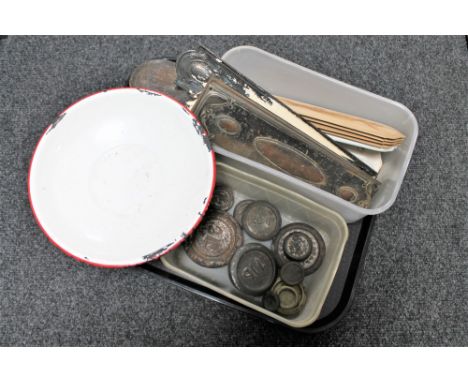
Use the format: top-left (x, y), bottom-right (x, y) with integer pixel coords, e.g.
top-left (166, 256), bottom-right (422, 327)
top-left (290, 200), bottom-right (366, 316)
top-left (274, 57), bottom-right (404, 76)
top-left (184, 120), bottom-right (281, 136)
top-left (303, 116), bottom-right (404, 143)
top-left (311, 121), bottom-right (400, 148)
top-left (304, 118), bottom-right (403, 145)
top-left (277, 95), bottom-right (406, 141)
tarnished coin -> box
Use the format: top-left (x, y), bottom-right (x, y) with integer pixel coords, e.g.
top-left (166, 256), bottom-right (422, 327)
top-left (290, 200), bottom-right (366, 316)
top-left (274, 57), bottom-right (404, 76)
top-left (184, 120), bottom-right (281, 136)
top-left (273, 223), bottom-right (325, 275)
top-left (262, 291), bottom-right (280, 312)
top-left (185, 211), bottom-right (243, 268)
top-left (210, 185), bottom-right (234, 211)
top-left (241, 201), bottom-right (282, 241)
top-left (279, 261), bottom-right (305, 286)
top-left (129, 59), bottom-right (189, 102)
top-left (271, 280), bottom-right (307, 316)
top-left (233, 199), bottom-right (254, 226)
top-left (229, 243), bottom-right (277, 296)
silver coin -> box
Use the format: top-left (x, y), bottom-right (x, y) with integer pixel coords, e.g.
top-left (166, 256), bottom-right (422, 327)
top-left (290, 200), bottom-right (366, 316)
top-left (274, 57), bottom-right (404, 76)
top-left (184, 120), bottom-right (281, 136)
top-left (273, 223), bottom-right (325, 275)
top-left (241, 201), bottom-right (282, 241)
top-left (185, 211), bottom-right (243, 268)
top-left (233, 199), bottom-right (254, 226)
top-left (229, 243), bottom-right (277, 296)
top-left (271, 280), bottom-right (307, 316)
top-left (129, 59), bottom-right (189, 102)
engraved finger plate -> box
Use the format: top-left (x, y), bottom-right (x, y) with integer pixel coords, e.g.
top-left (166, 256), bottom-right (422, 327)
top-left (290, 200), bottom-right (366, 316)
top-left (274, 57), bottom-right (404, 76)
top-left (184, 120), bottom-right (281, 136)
top-left (192, 77), bottom-right (379, 207)
top-left (176, 47), bottom-right (377, 173)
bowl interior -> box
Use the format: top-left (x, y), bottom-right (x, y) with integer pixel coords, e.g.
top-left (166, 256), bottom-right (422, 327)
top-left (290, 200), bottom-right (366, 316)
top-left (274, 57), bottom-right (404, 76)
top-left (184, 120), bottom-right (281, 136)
top-left (29, 88), bottom-right (215, 267)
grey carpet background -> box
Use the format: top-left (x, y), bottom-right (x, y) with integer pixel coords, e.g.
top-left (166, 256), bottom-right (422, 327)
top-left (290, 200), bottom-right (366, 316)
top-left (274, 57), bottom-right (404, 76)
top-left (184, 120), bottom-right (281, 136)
top-left (0, 36), bottom-right (466, 346)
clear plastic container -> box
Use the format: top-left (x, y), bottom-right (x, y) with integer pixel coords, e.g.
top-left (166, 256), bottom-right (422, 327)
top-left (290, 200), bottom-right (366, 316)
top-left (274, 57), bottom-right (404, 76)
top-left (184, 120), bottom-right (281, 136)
top-left (221, 46), bottom-right (418, 222)
top-left (161, 159), bottom-right (349, 328)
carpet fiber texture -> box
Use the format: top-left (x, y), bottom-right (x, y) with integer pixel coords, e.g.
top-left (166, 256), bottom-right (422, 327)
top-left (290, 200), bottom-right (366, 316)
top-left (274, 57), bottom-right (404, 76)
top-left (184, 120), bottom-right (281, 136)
top-left (0, 36), bottom-right (466, 346)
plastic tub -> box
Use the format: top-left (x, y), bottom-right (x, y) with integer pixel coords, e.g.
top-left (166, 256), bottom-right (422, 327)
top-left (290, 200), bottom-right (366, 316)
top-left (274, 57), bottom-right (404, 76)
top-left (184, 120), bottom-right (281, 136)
top-left (222, 46), bottom-right (418, 222)
top-left (161, 159), bottom-right (349, 328)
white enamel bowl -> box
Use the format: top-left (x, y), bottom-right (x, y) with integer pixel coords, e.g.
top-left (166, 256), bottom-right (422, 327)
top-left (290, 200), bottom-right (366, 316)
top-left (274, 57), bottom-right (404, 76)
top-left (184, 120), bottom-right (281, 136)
top-left (28, 88), bottom-right (216, 267)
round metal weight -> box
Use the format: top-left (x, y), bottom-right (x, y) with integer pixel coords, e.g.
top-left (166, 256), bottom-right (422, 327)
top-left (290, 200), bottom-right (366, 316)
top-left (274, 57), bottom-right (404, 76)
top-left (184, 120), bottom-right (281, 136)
top-left (129, 59), bottom-right (189, 102)
top-left (210, 184), bottom-right (234, 212)
top-left (229, 243), bottom-right (277, 296)
top-left (279, 261), bottom-right (305, 286)
top-left (271, 280), bottom-right (307, 316)
top-left (241, 201), bottom-right (282, 241)
top-left (185, 211), bottom-right (243, 268)
top-left (233, 199), bottom-right (254, 227)
top-left (273, 222), bottom-right (325, 275)
top-left (262, 291), bottom-right (280, 312)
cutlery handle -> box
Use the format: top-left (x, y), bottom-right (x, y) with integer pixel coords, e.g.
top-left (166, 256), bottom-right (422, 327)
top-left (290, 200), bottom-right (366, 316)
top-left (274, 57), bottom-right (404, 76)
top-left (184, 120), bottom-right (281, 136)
top-left (277, 96), bottom-right (405, 141)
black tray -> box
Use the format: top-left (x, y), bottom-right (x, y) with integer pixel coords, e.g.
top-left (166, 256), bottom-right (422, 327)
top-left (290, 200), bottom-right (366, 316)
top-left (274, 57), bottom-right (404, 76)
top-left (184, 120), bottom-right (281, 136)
top-left (141, 215), bottom-right (375, 333)
top-left (137, 55), bottom-right (375, 333)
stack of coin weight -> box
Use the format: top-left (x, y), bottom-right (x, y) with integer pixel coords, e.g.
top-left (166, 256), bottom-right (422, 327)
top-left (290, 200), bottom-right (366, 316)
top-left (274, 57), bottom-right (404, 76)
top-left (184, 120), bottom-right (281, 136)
top-left (184, 183), bottom-right (326, 317)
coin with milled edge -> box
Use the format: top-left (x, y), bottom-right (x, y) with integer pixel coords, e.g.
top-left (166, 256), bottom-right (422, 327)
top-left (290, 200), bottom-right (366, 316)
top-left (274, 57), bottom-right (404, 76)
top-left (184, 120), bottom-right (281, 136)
top-left (185, 211), bottom-right (243, 268)
top-left (229, 243), bottom-right (277, 296)
top-left (273, 223), bottom-right (325, 275)
top-left (280, 261), bottom-right (305, 285)
top-left (262, 291), bottom-right (280, 312)
top-left (210, 185), bottom-right (234, 211)
top-left (129, 59), bottom-right (189, 102)
top-left (241, 201), bottom-right (282, 241)
top-left (233, 199), bottom-right (254, 226)
top-left (271, 280), bottom-right (307, 316)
